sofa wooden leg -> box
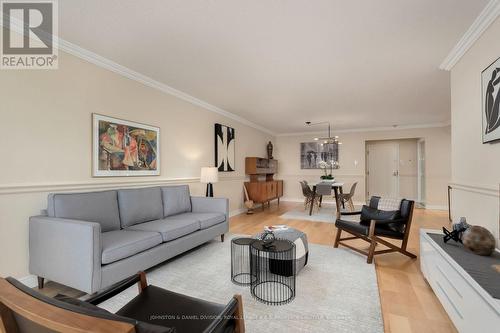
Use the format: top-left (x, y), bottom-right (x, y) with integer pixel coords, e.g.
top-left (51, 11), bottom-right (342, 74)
top-left (37, 277), bottom-right (44, 289)
top-left (221, 234), bottom-right (225, 242)
top-left (334, 228), bottom-right (342, 248)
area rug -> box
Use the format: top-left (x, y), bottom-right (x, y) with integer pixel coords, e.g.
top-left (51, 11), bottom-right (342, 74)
top-left (99, 235), bottom-right (383, 333)
top-left (279, 206), bottom-right (338, 223)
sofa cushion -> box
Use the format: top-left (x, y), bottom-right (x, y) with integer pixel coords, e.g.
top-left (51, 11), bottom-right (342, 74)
top-left (161, 185), bottom-right (191, 217)
top-left (189, 212), bottom-right (226, 229)
top-left (118, 187), bottom-right (164, 228)
top-left (128, 217), bottom-right (200, 242)
top-left (47, 191), bottom-right (120, 232)
top-left (101, 230), bottom-right (162, 264)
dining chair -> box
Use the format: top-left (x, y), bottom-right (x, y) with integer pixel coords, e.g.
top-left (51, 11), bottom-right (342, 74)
top-left (300, 181), bottom-right (320, 213)
top-left (316, 182), bottom-right (333, 208)
top-left (337, 182), bottom-right (358, 211)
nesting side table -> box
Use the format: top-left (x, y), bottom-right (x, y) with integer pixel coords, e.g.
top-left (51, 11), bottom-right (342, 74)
top-left (250, 239), bottom-right (296, 305)
top-left (231, 237), bottom-right (257, 285)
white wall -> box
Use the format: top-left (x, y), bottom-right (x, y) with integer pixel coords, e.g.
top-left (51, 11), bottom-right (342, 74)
top-left (0, 49), bottom-right (273, 278)
top-left (450, 17), bottom-right (500, 244)
top-left (275, 126), bottom-right (450, 208)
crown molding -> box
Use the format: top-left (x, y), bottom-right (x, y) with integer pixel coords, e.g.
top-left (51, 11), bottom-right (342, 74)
top-left (1, 16), bottom-right (274, 135)
top-left (275, 121), bottom-right (451, 137)
top-left (56, 39), bottom-right (275, 135)
top-left (2, 16), bottom-right (454, 136)
top-left (440, 0), bottom-right (500, 71)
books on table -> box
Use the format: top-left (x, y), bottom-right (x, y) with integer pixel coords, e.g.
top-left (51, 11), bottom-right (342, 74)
top-left (264, 225), bottom-right (288, 232)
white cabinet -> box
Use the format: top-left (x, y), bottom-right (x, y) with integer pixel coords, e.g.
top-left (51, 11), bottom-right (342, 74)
top-left (420, 229), bottom-right (500, 332)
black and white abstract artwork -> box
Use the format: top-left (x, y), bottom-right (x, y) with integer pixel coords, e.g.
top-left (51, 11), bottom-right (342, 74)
top-left (482, 57), bottom-right (500, 143)
top-left (300, 142), bottom-right (339, 169)
top-left (215, 123), bottom-right (235, 171)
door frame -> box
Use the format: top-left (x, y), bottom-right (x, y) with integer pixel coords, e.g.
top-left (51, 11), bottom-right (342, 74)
top-left (417, 139), bottom-right (426, 207)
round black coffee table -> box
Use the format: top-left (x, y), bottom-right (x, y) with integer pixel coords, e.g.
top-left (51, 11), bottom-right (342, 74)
top-left (250, 239), bottom-right (296, 305)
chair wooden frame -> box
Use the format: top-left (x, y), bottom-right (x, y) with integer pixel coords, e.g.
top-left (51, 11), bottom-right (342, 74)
top-left (334, 208), bottom-right (417, 264)
top-left (0, 272), bottom-right (245, 333)
top-left (0, 278), bottom-right (135, 333)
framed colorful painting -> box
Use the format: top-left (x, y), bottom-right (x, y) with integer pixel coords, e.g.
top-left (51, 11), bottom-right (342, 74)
top-left (93, 114), bottom-right (160, 177)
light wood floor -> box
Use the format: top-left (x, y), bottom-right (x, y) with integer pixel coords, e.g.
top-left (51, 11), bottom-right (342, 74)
top-left (231, 202), bottom-right (456, 333)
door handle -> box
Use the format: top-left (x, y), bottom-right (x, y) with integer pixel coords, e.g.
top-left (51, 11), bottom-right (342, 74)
top-left (393, 171), bottom-right (399, 176)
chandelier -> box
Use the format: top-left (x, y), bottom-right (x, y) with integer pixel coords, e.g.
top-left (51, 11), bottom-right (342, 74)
top-left (305, 121), bottom-right (342, 145)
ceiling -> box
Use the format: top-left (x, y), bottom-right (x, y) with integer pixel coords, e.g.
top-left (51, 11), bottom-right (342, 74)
top-left (59, 0), bottom-right (488, 134)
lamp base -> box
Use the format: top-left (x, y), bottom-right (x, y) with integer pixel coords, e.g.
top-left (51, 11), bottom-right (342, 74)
top-left (205, 183), bottom-right (214, 197)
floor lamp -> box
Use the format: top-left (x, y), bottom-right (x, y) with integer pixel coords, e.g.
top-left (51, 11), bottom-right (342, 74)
top-left (201, 167), bottom-right (218, 197)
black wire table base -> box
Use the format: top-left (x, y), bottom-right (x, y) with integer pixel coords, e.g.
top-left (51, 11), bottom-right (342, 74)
top-left (231, 237), bottom-right (257, 286)
top-left (251, 281), bottom-right (295, 305)
top-left (250, 239), bottom-right (296, 306)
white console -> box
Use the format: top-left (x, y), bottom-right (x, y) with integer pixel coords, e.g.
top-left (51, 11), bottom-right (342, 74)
top-left (420, 229), bottom-right (500, 332)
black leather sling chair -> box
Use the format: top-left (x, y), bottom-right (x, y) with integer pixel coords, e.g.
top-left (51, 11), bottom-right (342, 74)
top-left (334, 196), bottom-right (417, 264)
top-left (0, 272), bottom-right (245, 333)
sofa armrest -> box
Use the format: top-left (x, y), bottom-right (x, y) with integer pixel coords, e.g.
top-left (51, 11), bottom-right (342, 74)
top-left (29, 216), bottom-right (102, 294)
top-left (191, 196), bottom-right (229, 221)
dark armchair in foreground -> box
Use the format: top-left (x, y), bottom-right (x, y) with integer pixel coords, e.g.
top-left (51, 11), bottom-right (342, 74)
top-left (334, 196), bottom-right (416, 264)
top-left (0, 272), bottom-right (244, 333)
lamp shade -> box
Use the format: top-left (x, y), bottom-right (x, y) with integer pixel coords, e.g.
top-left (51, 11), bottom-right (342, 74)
top-left (200, 167), bottom-right (218, 183)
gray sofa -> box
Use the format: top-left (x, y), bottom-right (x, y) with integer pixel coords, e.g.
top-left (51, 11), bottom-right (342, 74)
top-left (29, 185), bottom-right (228, 294)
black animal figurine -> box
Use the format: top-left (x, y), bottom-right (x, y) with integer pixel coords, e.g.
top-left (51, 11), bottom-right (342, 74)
top-left (443, 217), bottom-right (469, 244)
top-left (261, 230), bottom-right (276, 249)
top-left (442, 227), bottom-right (464, 243)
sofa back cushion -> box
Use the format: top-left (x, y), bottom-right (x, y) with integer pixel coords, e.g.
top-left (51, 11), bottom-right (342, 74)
top-left (161, 185), bottom-right (191, 217)
top-left (117, 187), bottom-right (164, 228)
top-left (47, 190), bottom-right (121, 232)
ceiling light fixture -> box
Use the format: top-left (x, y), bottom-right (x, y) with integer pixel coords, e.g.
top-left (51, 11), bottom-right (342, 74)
top-left (305, 121), bottom-right (342, 145)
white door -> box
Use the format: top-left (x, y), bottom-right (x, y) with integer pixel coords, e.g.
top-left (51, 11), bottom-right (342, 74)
top-left (367, 142), bottom-right (399, 199)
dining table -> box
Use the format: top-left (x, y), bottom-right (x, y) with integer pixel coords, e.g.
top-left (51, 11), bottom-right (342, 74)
top-left (309, 182), bottom-right (344, 216)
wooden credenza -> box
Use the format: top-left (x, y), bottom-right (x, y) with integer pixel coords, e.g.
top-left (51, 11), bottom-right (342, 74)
top-left (245, 157), bottom-right (283, 209)
top-left (245, 180), bottom-right (283, 207)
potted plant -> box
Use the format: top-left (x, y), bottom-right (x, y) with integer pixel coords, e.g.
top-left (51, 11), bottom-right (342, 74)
top-left (319, 161), bottom-right (335, 182)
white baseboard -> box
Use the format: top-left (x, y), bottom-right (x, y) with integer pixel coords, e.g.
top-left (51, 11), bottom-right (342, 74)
top-left (18, 274), bottom-right (38, 288)
top-left (229, 208), bottom-right (246, 217)
top-left (424, 205), bottom-right (448, 211)
top-left (280, 198), bottom-right (365, 206)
